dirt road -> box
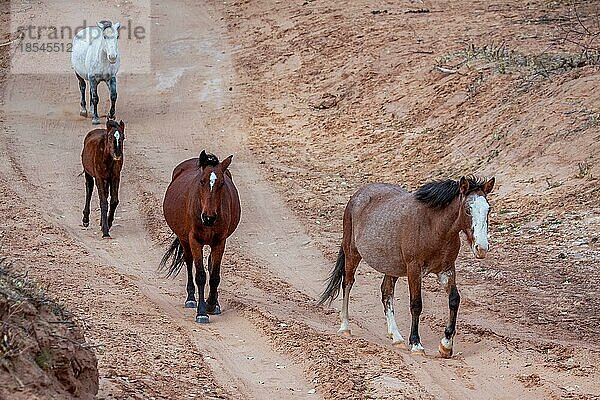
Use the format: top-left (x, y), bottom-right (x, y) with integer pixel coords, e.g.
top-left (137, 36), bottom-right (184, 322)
top-left (1, 0), bottom-right (598, 399)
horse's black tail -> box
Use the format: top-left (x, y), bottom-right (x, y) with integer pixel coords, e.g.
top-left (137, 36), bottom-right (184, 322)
top-left (159, 236), bottom-right (185, 277)
top-left (318, 246), bottom-right (346, 305)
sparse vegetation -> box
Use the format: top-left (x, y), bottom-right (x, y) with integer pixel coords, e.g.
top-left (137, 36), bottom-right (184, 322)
top-left (0, 257), bottom-right (99, 398)
top-left (575, 161), bottom-right (594, 179)
top-left (34, 349), bottom-right (53, 370)
top-left (0, 257), bottom-right (66, 317)
top-left (436, 4), bottom-right (600, 83)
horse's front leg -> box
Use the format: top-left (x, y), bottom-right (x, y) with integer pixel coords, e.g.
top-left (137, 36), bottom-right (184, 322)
top-left (206, 242), bottom-right (226, 315)
top-left (82, 172), bottom-right (94, 227)
top-left (89, 77), bottom-right (100, 125)
top-left (408, 268), bottom-right (425, 354)
top-left (108, 76), bottom-right (117, 120)
top-left (97, 179), bottom-right (110, 237)
top-left (76, 73), bottom-right (87, 117)
top-left (381, 274), bottom-right (404, 346)
top-left (438, 268), bottom-right (460, 358)
top-left (107, 176), bottom-right (120, 228)
top-left (190, 237), bottom-right (208, 323)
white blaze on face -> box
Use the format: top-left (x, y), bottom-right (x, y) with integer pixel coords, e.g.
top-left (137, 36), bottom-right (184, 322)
top-left (468, 195), bottom-right (490, 251)
top-left (209, 172), bottom-right (217, 191)
top-left (103, 27), bottom-right (119, 63)
top-left (114, 130), bottom-right (120, 147)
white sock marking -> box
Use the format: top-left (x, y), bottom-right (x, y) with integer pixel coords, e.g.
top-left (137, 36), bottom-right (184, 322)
top-left (385, 306), bottom-right (404, 343)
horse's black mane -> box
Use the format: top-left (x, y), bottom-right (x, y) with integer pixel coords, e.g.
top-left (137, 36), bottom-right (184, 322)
top-left (415, 176), bottom-right (487, 209)
top-left (98, 20), bottom-right (113, 30)
top-left (197, 151), bottom-right (219, 168)
top-left (106, 119), bottom-right (120, 130)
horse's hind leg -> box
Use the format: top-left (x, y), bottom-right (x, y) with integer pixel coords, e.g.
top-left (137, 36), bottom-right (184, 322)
top-left (82, 172), bottom-right (94, 227)
top-left (381, 274), bottom-right (405, 346)
top-left (206, 242), bottom-right (225, 315)
top-left (438, 268), bottom-right (460, 358)
top-left (108, 76), bottom-right (117, 120)
top-left (76, 74), bottom-right (87, 117)
top-left (89, 77), bottom-right (100, 125)
top-left (339, 243), bottom-right (360, 336)
top-left (181, 242), bottom-right (196, 308)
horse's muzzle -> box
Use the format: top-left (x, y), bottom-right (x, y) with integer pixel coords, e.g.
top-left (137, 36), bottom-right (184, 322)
top-left (201, 213), bottom-right (217, 226)
top-left (108, 56), bottom-right (117, 64)
top-left (473, 244), bottom-right (488, 259)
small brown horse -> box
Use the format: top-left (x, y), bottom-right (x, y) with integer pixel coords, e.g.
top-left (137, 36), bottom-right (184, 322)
top-left (160, 151), bottom-right (241, 323)
top-left (81, 119), bottom-right (125, 237)
top-left (319, 176), bottom-right (495, 358)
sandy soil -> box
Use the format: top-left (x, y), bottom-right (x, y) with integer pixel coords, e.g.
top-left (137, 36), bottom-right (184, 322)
top-left (0, 0), bottom-right (599, 399)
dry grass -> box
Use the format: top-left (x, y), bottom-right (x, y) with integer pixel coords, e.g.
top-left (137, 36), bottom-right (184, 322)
top-left (0, 257), bottom-right (69, 363)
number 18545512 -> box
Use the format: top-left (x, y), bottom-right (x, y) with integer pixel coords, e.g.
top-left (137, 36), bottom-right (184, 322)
top-left (17, 42), bottom-right (72, 52)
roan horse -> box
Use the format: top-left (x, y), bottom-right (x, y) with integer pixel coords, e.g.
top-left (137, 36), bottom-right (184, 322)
top-left (319, 176), bottom-right (495, 357)
top-left (81, 119), bottom-right (125, 238)
top-left (71, 20), bottom-right (121, 125)
top-left (160, 151), bottom-right (241, 323)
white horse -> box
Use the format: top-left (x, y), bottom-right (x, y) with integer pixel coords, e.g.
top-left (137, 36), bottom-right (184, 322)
top-left (71, 20), bottom-right (121, 125)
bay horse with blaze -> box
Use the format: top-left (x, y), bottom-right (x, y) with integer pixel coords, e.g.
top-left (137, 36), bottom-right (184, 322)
top-left (81, 119), bottom-right (125, 238)
top-left (160, 151), bottom-right (241, 323)
top-left (319, 176), bottom-right (495, 357)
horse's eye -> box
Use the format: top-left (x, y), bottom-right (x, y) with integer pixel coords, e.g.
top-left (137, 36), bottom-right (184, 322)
top-left (465, 207), bottom-right (472, 216)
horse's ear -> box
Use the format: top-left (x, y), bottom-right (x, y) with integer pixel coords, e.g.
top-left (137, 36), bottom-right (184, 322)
top-left (119, 120), bottom-right (125, 132)
top-left (113, 22), bottom-right (121, 32)
top-left (483, 177), bottom-right (495, 194)
top-left (97, 21), bottom-right (111, 30)
top-left (220, 155), bottom-right (233, 171)
top-left (459, 176), bottom-right (470, 195)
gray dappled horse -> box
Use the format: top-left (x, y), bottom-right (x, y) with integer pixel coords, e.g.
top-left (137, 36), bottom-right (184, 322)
top-left (71, 20), bottom-right (121, 125)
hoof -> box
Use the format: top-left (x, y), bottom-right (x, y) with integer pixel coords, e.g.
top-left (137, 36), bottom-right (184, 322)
top-left (80, 109), bottom-right (87, 117)
top-left (438, 343), bottom-right (453, 359)
top-left (91, 117), bottom-right (101, 125)
top-left (410, 343), bottom-right (426, 355)
top-left (196, 315), bottom-right (209, 324)
top-left (82, 221), bottom-right (89, 227)
top-left (108, 114), bottom-right (115, 120)
top-left (207, 304), bottom-right (221, 315)
top-left (392, 340), bottom-right (407, 349)
top-left (102, 234), bottom-right (111, 239)
top-left (184, 300), bottom-right (197, 308)
top-left (338, 329), bottom-right (351, 337)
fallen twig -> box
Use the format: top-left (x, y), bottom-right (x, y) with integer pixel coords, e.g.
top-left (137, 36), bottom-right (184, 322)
top-left (434, 66), bottom-right (460, 74)
top-left (0, 38), bottom-right (18, 47)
